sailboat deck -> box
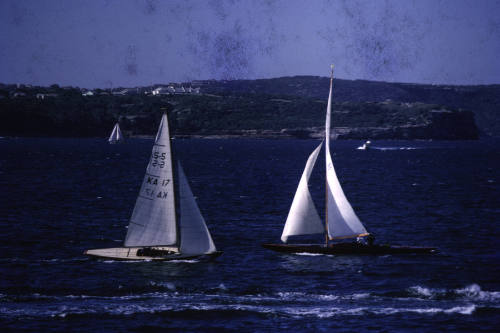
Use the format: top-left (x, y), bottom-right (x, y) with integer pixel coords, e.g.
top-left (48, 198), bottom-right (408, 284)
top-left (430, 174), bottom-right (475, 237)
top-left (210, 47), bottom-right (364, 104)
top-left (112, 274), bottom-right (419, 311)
top-left (85, 246), bottom-right (179, 260)
top-left (85, 247), bottom-right (223, 261)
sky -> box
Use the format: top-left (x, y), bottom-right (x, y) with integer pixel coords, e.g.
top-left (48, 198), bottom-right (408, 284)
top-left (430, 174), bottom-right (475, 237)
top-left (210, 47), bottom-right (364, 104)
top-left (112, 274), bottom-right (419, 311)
top-left (1, 0), bottom-right (499, 88)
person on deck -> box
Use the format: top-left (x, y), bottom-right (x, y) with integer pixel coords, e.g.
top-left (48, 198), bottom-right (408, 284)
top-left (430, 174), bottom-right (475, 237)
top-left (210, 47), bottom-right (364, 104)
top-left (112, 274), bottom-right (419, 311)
top-left (367, 234), bottom-right (375, 246)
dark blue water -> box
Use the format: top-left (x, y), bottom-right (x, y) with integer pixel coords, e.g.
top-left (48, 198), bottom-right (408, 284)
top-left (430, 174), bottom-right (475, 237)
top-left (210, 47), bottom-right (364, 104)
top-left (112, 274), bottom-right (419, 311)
top-left (0, 138), bottom-right (499, 332)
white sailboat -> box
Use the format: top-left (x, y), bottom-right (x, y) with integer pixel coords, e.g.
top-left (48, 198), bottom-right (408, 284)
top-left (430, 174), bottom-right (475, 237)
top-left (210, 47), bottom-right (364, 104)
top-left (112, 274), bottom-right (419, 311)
top-left (263, 66), bottom-right (436, 255)
top-left (108, 123), bottom-right (124, 144)
top-left (86, 114), bottom-right (222, 260)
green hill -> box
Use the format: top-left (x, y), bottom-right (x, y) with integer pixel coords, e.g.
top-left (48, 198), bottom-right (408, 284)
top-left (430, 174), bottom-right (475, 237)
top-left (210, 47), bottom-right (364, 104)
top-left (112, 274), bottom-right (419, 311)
top-left (0, 77), bottom-right (491, 140)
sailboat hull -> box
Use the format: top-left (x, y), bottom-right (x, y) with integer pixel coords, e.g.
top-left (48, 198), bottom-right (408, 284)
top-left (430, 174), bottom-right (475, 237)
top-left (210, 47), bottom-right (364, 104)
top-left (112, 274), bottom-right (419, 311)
top-left (84, 247), bottom-right (223, 261)
top-left (262, 243), bottom-right (437, 255)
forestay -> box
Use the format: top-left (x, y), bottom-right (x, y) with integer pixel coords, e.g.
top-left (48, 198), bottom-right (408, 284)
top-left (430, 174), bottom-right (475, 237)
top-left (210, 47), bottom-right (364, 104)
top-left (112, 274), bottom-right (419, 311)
top-left (178, 162), bottom-right (217, 254)
top-left (281, 142), bottom-right (324, 242)
top-left (124, 115), bottom-right (177, 247)
top-left (325, 67), bottom-right (368, 239)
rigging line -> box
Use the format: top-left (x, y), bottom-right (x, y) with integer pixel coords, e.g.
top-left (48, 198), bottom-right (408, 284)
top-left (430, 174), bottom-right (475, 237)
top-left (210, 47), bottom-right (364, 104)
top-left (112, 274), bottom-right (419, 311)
top-left (129, 220), bottom-right (145, 227)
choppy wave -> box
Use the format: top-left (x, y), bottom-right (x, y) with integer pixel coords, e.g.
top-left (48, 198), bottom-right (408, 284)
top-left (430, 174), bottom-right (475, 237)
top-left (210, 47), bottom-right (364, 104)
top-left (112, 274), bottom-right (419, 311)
top-left (1, 284), bottom-right (497, 304)
top-left (408, 284), bottom-right (500, 302)
top-left (1, 284), bottom-right (497, 319)
top-left (0, 302), bottom-right (484, 319)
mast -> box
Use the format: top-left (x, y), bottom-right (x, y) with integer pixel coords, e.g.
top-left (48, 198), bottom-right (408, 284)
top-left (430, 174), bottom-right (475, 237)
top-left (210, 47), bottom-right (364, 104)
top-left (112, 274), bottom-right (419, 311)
top-left (325, 64), bottom-right (334, 246)
top-left (166, 113), bottom-right (181, 248)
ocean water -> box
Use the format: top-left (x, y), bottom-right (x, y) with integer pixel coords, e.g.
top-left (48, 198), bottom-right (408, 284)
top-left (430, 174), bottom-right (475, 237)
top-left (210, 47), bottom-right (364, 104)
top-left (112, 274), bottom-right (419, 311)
top-left (0, 137), bottom-right (499, 332)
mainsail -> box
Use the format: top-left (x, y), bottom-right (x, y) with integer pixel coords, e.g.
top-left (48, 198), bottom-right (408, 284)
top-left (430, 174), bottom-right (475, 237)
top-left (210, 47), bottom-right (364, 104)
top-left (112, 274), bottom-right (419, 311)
top-left (124, 115), bottom-right (177, 246)
top-left (325, 66), bottom-right (368, 239)
top-left (109, 123), bottom-right (123, 143)
top-left (178, 162), bottom-right (217, 254)
top-left (281, 142), bottom-right (324, 242)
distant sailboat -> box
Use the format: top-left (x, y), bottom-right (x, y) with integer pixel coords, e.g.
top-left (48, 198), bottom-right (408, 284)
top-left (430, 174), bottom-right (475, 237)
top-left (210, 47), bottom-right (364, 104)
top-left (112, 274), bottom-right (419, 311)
top-left (263, 66), bottom-right (436, 255)
top-left (86, 114), bottom-right (222, 261)
top-left (108, 123), bottom-right (124, 144)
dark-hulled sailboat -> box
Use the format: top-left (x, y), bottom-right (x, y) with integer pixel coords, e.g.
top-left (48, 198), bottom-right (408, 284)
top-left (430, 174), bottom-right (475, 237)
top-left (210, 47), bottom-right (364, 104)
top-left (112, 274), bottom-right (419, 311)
top-left (86, 114), bottom-right (222, 261)
top-left (262, 66), bottom-right (436, 255)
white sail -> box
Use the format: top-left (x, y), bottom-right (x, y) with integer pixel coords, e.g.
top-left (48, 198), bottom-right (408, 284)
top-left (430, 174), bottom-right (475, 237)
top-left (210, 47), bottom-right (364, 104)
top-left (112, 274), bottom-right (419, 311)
top-left (108, 123), bottom-right (123, 143)
top-left (178, 162), bottom-right (217, 254)
top-left (108, 124), bottom-right (118, 142)
top-left (325, 68), bottom-right (368, 239)
top-left (124, 115), bottom-right (177, 247)
top-left (116, 124), bottom-right (123, 141)
top-left (281, 141), bottom-right (324, 243)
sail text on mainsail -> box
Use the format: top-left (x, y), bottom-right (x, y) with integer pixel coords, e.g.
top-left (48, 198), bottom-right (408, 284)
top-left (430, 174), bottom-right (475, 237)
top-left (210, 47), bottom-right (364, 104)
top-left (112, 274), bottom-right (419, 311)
top-left (124, 115), bottom-right (177, 247)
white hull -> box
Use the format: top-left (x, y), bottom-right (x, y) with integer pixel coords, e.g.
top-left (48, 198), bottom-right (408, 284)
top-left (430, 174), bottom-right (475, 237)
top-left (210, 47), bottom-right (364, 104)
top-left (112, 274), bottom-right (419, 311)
top-left (84, 246), bottom-right (221, 261)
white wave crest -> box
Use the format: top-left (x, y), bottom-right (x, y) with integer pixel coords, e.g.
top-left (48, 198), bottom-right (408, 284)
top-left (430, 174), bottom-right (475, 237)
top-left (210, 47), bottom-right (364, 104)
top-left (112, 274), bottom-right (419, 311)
top-left (408, 286), bottom-right (439, 298)
top-left (149, 281), bottom-right (176, 291)
top-left (277, 291), bottom-right (370, 302)
top-left (456, 284), bottom-right (500, 301)
top-left (372, 305), bottom-right (476, 316)
top-left (0, 303), bottom-right (479, 319)
top-left (409, 284), bottom-right (500, 301)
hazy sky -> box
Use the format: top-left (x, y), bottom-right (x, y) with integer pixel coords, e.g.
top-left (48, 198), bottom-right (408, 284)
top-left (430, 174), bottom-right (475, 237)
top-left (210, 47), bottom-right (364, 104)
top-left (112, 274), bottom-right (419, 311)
top-left (1, 0), bottom-right (499, 88)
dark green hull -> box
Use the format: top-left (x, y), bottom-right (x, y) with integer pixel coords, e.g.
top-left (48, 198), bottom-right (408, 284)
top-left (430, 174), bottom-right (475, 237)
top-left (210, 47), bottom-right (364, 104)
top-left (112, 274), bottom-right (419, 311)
top-left (262, 243), bottom-right (437, 255)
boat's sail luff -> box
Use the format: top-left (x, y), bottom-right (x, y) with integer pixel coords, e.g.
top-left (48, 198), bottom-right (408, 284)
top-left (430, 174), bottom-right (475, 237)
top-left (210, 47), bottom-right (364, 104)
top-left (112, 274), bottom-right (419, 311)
top-left (108, 124), bottom-right (118, 142)
top-left (178, 162), bottom-right (217, 254)
top-left (325, 69), bottom-right (368, 239)
top-left (124, 115), bottom-right (177, 247)
top-left (281, 142), bottom-right (324, 243)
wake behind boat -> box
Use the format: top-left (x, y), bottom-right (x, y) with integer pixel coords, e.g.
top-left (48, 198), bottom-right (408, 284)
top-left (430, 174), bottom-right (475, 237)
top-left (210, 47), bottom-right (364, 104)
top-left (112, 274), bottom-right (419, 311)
top-left (262, 66), bottom-right (436, 256)
top-left (86, 114), bottom-right (222, 261)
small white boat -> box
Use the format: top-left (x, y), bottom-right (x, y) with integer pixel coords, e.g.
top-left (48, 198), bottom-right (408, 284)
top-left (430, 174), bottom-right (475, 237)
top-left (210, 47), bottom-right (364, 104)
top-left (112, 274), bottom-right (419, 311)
top-left (86, 114), bottom-right (222, 261)
top-left (357, 140), bottom-right (371, 150)
top-left (108, 123), bottom-right (124, 144)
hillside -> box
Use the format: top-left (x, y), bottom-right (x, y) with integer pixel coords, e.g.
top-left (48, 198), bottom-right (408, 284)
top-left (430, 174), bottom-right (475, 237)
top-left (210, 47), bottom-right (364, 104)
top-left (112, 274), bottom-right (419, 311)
top-left (200, 76), bottom-right (499, 137)
top-left (0, 86), bottom-right (478, 140)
